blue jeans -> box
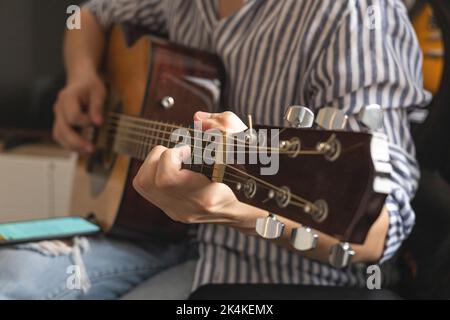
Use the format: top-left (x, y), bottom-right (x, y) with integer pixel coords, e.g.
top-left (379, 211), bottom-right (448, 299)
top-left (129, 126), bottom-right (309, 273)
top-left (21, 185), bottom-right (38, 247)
top-left (0, 235), bottom-right (194, 299)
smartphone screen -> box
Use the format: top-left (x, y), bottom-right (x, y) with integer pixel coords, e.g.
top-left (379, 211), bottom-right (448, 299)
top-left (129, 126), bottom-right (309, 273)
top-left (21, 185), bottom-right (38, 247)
top-left (0, 216), bottom-right (101, 246)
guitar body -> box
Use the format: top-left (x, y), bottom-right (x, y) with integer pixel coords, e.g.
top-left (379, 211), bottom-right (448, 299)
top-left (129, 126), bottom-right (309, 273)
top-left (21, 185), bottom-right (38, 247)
top-left (71, 25), bottom-right (224, 242)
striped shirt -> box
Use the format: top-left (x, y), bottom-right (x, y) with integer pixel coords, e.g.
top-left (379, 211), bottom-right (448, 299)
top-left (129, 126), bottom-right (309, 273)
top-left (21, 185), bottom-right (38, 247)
top-left (84, 0), bottom-right (432, 289)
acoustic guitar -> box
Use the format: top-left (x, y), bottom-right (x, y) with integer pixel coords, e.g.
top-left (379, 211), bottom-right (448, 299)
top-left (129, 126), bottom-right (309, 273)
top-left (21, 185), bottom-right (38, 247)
top-left (70, 25), bottom-right (391, 264)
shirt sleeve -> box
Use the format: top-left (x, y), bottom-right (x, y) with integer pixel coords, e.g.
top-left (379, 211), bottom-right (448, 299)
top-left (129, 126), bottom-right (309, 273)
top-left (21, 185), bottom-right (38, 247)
top-left (305, 0), bottom-right (432, 263)
top-left (83, 0), bottom-right (167, 34)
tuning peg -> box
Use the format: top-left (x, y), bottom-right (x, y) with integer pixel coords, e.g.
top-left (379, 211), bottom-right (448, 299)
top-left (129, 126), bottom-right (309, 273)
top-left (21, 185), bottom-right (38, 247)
top-left (284, 106), bottom-right (315, 128)
top-left (245, 114), bottom-right (258, 144)
top-left (315, 107), bottom-right (348, 130)
top-left (329, 242), bottom-right (355, 269)
top-left (291, 226), bottom-right (318, 251)
top-left (370, 133), bottom-right (392, 194)
top-left (255, 214), bottom-right (285, 239)
top-left (357, 104), bottom-right (383, 132)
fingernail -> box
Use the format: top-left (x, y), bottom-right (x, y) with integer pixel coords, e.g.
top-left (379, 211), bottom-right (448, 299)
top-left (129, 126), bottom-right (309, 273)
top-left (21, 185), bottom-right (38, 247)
top-left (195, 111), bottom-right (211, 120)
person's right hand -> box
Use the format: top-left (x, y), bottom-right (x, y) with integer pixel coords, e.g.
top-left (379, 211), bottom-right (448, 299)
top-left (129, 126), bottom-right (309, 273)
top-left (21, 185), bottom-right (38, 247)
top-left (52, 73), bottom-right (106, 154)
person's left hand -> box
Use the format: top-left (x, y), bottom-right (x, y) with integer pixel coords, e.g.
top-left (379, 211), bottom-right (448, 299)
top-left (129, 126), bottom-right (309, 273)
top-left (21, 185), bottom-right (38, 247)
top-left (132, 111), bottom-right (253, 227)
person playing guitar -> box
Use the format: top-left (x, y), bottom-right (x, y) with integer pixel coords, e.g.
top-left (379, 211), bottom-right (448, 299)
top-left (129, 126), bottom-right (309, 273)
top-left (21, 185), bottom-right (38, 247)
top-left (0, 0), bottom-right (431, 299)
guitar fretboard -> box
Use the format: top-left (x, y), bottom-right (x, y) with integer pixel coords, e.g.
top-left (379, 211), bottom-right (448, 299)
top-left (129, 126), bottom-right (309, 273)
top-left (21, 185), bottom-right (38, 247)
top-left (101, 113), bottom-right (215, 178)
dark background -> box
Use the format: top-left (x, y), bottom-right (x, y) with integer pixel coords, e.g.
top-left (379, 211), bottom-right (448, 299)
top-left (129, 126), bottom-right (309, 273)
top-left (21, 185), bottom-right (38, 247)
top-left (0, 0), bottom-right (82, 130)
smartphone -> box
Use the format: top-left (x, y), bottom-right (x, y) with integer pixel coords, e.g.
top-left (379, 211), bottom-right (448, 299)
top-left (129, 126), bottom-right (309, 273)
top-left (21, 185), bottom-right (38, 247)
top-left (0, 216), bottom-right (101, 246)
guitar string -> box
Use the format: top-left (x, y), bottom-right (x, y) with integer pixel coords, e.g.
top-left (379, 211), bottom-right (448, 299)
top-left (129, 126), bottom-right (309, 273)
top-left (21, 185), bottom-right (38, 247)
top-left (106, 116), bottom-right (290, 149)
top-left (103, 125), bottom-right (325, 156)
top-left (99, 115), bottom-right (363, 210)
top-left (222, 162), bottom-right (315, 208)
top-left (112, 137), bottom-right (314, 209)
top-left (104, 117), bottom-right (326, 155)
top-left (102, 117), bottom-right (354, 210)
top-left (107, 112), bottom-right (341, 152)
top-left (195, 169), bottom-right (313, 210)
top-left (107, 112), bottom-right (324, 153)
top-left (94, 113), bottom-right (364, 211)
top-left (108, 112), bottom-right (342, 155)
top-left (220, 178), bottom-right (312, 212)
top-left (105, 117), bottom-right (288, 153)
top-left (111, 134), bottom-right (316, 209)
top-left (104, 120), bottom-right (361, 159)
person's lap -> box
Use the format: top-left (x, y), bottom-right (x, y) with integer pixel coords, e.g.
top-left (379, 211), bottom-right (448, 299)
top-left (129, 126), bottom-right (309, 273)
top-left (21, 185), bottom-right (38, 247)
top-left (0, 235), bottom-right (193, 300)
top-left (121, 259), bottom-right (197, 300)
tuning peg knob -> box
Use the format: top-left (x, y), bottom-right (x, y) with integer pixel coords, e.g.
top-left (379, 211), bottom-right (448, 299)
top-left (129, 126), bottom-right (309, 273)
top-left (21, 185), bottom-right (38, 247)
top-left (315, 107), bottom-right (348, 130)
top-left (329, 242), bottom-right (355, 269)
top-left (245, 114), bottom-right (258, 144)
top-left (358, 104), bottom-right (383, 131)
top-left (291, 226), bottom-right (318, 251)
top-left (256, 214), bottom-right (285, 239)
top-left (284, 106), bottom-right (315, 128)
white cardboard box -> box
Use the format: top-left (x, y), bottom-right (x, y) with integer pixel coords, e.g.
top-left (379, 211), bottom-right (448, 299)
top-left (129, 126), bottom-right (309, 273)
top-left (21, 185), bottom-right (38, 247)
top-left (0, 144), bottom-right (77, 222)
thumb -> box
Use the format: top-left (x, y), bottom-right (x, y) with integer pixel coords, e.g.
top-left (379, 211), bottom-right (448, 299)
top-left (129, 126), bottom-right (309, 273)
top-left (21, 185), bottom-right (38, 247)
top-left (194, 111), bottom-right (247, 133)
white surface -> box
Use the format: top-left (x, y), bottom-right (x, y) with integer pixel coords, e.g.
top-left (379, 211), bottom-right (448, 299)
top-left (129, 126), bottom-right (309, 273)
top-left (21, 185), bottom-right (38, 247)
top-left (0, 148), bottom-right (77, 222)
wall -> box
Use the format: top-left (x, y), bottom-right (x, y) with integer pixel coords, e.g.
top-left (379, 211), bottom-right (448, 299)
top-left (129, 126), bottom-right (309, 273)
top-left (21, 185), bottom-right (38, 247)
top-left (0, 0), bottom-right (82, 128)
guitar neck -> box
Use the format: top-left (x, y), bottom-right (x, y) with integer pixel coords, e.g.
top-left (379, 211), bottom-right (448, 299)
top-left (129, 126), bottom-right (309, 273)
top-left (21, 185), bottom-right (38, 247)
top-left (112, 121), bottom-right (174, 161)
top-left (99, 112), bottom-right (215, 179)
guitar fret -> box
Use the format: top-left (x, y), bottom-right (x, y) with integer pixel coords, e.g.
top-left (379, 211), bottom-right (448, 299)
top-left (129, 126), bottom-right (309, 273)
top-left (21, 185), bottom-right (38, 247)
top-left (138, 124), bottom-right (144, 160)
top-left (149, 122), bottom-right (155, 153)
top-left (165, 123), bottom-right (171, 148)
top-left (157, 122), bottom-right (162, 147)
top-left (135, 124), bottom-right (140, 159)
top-left (156, 122), bottom-right (161, 148)
top-left (143, 123), bottom-right (149, 158)
top-left (114, 115), bottom-right (222, 181)
top-left (150, 122), bottom-right (155, 150)
top-left (133, 126), bottom-right (138, 159)
top-left (148, 122), bottom-right (155, 156)
top-left (161, 123), bottom-right (167, 148)
top-left (141, 122), bottom-right (146, 159)
top-left (141, 122), bottom-right (147, 160)
top-left (111, 115), bottom-right (216, 179)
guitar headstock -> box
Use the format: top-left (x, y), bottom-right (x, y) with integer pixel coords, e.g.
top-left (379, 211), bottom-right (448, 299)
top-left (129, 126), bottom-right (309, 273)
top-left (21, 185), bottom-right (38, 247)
top-left (213, 106), bottom-right (390, 267)
top-left (179, 105), bottom-right (390, 267)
